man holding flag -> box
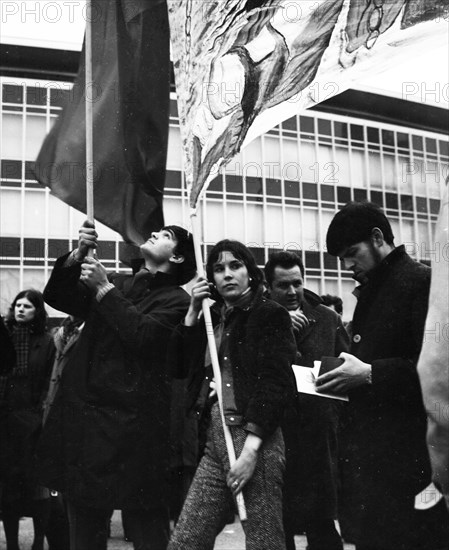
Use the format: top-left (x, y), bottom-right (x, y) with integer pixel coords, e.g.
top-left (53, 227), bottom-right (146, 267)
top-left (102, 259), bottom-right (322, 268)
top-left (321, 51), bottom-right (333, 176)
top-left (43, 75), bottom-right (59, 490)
top-left (37, 220), bottom-right (195, 550)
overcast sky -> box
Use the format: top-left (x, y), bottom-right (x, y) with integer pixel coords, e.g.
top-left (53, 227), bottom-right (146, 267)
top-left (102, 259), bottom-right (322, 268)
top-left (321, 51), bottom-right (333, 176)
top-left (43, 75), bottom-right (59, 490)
top-left (1, 0), bottom-right (448, 108)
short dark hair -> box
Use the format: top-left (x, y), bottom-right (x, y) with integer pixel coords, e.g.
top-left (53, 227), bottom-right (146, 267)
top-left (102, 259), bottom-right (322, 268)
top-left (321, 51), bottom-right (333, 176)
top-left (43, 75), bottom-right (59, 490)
top-left (163, 225), bottom-right (196, 285)
top-left (264, 250), bottom-right (305, 287)
top-left (326, 201), bottom-right (394, 256)
top-left (6, 289), bottom-right (48, 334)
top-left (321, 294), bottom-right (343, 315)
top-left (206, 240), bottom-right (264, 302)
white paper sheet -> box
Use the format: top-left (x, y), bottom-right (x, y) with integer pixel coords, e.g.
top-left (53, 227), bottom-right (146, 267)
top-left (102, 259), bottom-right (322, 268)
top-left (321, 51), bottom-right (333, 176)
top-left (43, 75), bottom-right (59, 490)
top-left (292, 362), bottom-right (349, 402)
top-left (414, 483), bottom-right (443, 510)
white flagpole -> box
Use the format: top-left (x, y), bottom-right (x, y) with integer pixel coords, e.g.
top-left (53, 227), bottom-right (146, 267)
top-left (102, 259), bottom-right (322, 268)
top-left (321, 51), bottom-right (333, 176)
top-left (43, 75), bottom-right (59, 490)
top-left (190, 210), bottom-right (247, 522)
top-left (85, 0), bottom-right (94, 227)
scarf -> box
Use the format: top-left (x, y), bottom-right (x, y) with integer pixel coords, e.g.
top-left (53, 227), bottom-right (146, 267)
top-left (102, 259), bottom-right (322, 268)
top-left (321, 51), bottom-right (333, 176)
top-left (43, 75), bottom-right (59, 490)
top-left (10, 324), bottom-right (31, 378)
top-left (204, 288), bottom-right (254, 368)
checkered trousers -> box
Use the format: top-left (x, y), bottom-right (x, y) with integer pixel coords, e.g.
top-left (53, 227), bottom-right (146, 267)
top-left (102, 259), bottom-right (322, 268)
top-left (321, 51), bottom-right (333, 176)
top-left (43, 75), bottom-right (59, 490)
top-left (168, 403), bottom-right (286, 550)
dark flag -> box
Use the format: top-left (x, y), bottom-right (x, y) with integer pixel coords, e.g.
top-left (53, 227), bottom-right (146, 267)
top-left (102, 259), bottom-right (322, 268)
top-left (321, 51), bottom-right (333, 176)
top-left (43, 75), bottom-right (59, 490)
top-left (35, 0), bottom-right (170, 244)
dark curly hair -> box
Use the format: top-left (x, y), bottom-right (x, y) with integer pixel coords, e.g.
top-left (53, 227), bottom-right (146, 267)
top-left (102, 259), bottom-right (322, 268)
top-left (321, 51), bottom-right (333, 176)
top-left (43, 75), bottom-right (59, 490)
top-left (6, 289), bottom-right (48, 334)
top-left (264, 250), bottom-right (305, 287)
top-left (163, 225), bottom-right (197, 285)
top-left (326, 201), bottom-right (394, 257)
top-left (206, 240), bottom-right (264, 302)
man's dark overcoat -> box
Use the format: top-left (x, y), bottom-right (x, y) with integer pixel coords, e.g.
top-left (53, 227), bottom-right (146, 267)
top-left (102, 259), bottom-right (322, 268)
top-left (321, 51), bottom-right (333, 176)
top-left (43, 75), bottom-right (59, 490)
top-left (282, 290), bottom-right (349, 529)
top-left (36, 253), bottom-right (190, 509)
top-left (340, 245), bottom-right (437, 547)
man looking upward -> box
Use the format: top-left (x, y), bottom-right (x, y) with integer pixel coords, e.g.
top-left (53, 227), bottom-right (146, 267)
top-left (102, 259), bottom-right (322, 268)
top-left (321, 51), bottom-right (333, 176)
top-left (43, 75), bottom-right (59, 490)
top-left (38, 220), bottom-right (196, 550)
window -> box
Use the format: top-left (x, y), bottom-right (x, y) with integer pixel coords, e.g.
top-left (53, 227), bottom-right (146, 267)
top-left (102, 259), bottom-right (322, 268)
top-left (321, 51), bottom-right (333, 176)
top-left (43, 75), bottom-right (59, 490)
top-left (337, 186), bottom-right (351, 204)
top-left (2, 113), bottom-right (23, 158)
top-left (321, 184), bottom-right (335, 203)
top-left (284, 180), bottom-right (300, 199)
top-left (1, 159), bottom-right (21, 182)
top-left (351, 149), bottom-right (367, 188)
top-left (3, 84), bottom-right (23, 104)
top-left (367, 127), bottom-right (380, 147)
top-left (25, 115), bottom-right (48, 159)
top-left (381, 130), bottom-right (395, 151)
top-left (0, 190), bottom-right (22, 235)
top-left (50, 86), bottom-right (72, 108)
top-left (350, 124), bottom-right (364, 144)
top-left (263, 136), bottom-right (282, 179)
top-left (334, 121), bottom-right (348, 141)
top-left (412, 135), bottom-right (424, 153)
top-left (282, 117), bottom-right (297, 133)
top-left (300, 116), bottom-right (315, 135)
top-left (245, 176), bottom-right (262, 196)
top-left (166, 126), bottom-right (183, 170)
top-left (27, 86), bottom-right (47, 106)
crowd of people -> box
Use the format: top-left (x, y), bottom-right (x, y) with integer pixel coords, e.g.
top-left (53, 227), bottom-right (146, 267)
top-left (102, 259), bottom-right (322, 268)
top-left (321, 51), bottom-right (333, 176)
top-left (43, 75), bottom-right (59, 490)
top-left (0, 200), bottom-right (448, 550)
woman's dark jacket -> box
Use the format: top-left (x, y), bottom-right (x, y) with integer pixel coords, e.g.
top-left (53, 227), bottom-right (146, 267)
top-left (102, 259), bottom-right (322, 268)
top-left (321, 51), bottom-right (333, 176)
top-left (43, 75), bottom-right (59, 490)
top-left (0, 327), bottom-right (55, 491)
top-left (0, 317), bottom-right (16, 378)
top-left (169, 291), bottom-right (297, 441)
top-left (36, 252), bottom-right (190, 509)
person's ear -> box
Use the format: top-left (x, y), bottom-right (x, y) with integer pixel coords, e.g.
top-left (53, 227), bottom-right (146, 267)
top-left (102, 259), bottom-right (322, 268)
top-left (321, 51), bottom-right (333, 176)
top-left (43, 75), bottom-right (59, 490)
top-left (169, 254), bottom-right (185, 265)
top-left (370, 227), bottom-right (384, 247)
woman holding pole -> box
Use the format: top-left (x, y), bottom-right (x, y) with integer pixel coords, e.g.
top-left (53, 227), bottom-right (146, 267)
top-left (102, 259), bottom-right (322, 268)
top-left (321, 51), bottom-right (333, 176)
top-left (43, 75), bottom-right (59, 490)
top-left (168, 239), bottom-right (296, 550)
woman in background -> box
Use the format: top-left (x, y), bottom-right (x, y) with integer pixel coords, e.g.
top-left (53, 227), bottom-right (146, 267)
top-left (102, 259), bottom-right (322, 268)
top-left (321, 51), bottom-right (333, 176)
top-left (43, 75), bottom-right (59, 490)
top-left (1, 289), bottom-right (55, 550)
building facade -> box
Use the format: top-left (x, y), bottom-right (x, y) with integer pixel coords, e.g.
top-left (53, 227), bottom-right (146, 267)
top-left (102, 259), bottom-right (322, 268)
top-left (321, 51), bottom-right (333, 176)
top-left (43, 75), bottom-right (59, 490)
top-left (1, 73), bottom-right (448, 321)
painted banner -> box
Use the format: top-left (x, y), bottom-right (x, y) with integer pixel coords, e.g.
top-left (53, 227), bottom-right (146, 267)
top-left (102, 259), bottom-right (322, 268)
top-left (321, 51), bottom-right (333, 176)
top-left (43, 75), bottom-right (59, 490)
top-left (168, 0), bottom-right (448, 209)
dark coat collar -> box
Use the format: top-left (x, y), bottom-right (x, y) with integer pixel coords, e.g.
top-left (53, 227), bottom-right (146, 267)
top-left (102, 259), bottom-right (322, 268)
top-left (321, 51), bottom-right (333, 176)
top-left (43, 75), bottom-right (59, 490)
top-left (295, 289), bottom-right (322, 343)
top-left (132, 269), bottom-right (178, 291)
top-left (352, 246), bottom-right (407, 299)
top-left (302, 288), bottom-right (322, 311)
top-left (130, 258), bottom-right (145, 275)
top-left (211, 286), bottom-right (265, 320)
top-left (354, 246), bottom-right (408, 305)
top-left (366, 245), bottom-right (406, 283)
top-left (110, 268), bottom-right (178, 298)
top-left (131, 257), bottom-right (180, 289)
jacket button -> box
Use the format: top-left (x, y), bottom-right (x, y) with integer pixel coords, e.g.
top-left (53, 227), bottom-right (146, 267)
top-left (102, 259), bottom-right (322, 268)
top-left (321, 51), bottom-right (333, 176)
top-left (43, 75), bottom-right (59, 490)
top-left (226, 383), bottom-right (231, 387)
top-left (353, 334), bottom-right (361, 343)
top-left (230, 417), bottom-right (235, 422)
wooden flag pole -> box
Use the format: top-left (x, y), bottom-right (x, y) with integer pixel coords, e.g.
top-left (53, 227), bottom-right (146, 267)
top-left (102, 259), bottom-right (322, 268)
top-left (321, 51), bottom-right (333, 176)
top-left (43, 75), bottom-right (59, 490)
top-left (85, 0), bottom-right (94, 226)
top-left (190, 210), bottom-right (247, 522)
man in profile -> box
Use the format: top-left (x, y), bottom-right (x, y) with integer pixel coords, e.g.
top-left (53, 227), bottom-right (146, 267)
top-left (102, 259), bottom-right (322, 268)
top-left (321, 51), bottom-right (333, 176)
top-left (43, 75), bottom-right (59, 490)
top-left (318, 201), bottom-right (448, 550)
top-left (37, 220), bottom-right (196, 550)
top-left (265, 251), bottom-right (349, 550)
